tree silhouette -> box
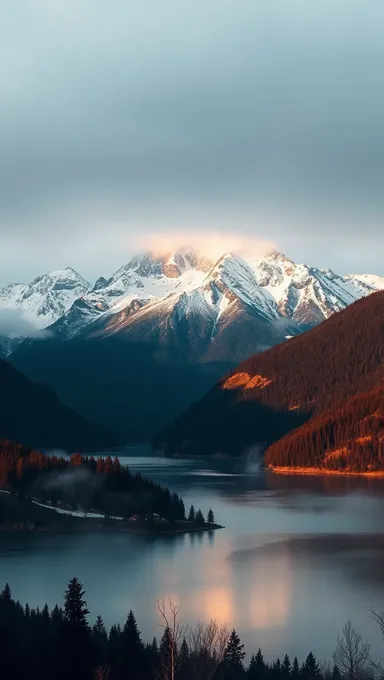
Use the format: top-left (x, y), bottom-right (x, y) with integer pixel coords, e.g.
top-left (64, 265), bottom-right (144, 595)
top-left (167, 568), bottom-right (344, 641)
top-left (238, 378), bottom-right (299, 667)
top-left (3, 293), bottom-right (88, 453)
top-left (225, 629), bottom-right (246, 678)
top-left (282, 654), bottom-right (291, 680)
top-left (59, 578), bottom-right (92, 680)
top-left (122, 610), bottom-right (144, 679)
top-left (92, 615), bottom-right (108, 667)
top-left (207, 508), bottom-right (215, 524)
top-left (248, 649), bottom-right (266, 680)
top-left (292, 657), bottom-right (300, 680)
top-left (64, 578), bottom-right (89, 627)
top-left (195, 510), bottom-right (205, 526)
top-left (301, 653), bottom-right (321, 679)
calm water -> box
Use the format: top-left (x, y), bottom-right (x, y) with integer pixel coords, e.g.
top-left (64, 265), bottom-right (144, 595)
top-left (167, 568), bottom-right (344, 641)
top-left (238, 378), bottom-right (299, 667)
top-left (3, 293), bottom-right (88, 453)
top-left (2, 449), bottom-right (384, 662)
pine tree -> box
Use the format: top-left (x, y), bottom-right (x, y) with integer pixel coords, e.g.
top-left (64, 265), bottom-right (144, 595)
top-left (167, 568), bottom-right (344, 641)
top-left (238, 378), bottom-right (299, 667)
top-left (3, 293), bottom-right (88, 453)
top-left (64, 577), bottom-right (89, 627)
top-left (272, 658), bottom-right (282, 678)
top-left (59, 578), bottom-right (92, 680)
top-left (159, 626), bottom-right (174, 680)
top-left (179, 499), bottom-right (186, 520)
top-left (107, 624), bottom-right (122, 674)
top-left (282, 655), bottom-right (291, 680)
top-left (0, 583), bottom-right (11, 602)
top-left (195, 509), bottom-right (205, 526)
top-left (301, 652), bottom-right (320, 679)
top-left (248, 649), bottom-right (265, 680)
top-left (122, 610), bottom-right (144, 679)
top-left (292, 657), bottom-right (300, 680)
top-left (178, 638), bottom-right (190, 679)
top-left (207, 508), bottom-right (215, 524)
top-left (188, 505), bottom-right (196, 523)
top-left (92, 615), bottom-right (108, 667)
top-left (149, 637), bottom-right (160, 675)
top-left (225, 629), bottom-right (246, 678)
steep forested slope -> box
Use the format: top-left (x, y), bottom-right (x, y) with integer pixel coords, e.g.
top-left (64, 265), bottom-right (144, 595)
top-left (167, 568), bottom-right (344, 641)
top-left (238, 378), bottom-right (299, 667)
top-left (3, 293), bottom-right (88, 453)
top-left (157, 292), bottom-right (384, 469)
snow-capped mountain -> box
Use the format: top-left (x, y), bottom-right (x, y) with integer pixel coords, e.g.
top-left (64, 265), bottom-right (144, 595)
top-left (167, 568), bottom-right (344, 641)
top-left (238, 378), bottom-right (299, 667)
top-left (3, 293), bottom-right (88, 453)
top-left (0, 267), bottom-right (90, 329)
top-left (9, 250), bottom-right (384, 441)
top-left (2, 249), bottom-right (383, 362)
top-left (65, 249), bottom-right (378, 363)
top-left (343, 273), bottom-right (384, 292)
top-left (82, 252), bottom-right (289, 362)
top-left (44, 250), bottom-right (212, 341)
top-left (248, 251), bottom-right (368, 324)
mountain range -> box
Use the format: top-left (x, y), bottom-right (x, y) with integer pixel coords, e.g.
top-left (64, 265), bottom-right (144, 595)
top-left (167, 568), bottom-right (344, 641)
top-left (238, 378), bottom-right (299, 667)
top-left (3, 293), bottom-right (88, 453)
top-left (4, 248), bottom-right (384, 442)
top-left (2, 249), bottom-right (384, 362)
top-left (157, 291), bottom-right (384, 473)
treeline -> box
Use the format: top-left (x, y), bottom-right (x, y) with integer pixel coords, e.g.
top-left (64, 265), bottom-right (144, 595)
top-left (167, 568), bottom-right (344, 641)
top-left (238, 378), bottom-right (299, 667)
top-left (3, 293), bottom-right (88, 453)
top-left (0, 578), bottom-right (367, 680)
top-left (265, 385), bottom-right (384, 472)
top-left (0, 440), bottom-right (210, 523)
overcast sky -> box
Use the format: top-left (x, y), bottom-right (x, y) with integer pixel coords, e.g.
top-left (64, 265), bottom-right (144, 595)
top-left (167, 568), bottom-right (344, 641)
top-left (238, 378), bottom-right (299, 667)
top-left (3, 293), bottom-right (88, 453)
top-left (1, 0), bottom-right (384, 285)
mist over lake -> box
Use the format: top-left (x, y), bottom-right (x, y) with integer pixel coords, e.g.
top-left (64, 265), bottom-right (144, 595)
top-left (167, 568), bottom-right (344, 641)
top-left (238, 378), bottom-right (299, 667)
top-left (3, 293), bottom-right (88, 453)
top-left (1, 450), bottom-right (384, 662)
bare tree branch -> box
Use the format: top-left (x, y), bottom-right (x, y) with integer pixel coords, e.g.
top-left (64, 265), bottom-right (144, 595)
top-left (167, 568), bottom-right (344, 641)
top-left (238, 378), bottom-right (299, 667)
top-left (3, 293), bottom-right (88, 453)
top-left (157, 599), bottom-right (188, 680)
top-left (333, 620), bottom-right (370, 680)
top-left (187, 619), bottom-right (229, 680)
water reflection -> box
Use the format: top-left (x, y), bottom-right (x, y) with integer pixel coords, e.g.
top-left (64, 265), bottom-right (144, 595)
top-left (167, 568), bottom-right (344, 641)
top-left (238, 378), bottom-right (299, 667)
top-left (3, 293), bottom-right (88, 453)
top-left (2, 453), bottom-right (384, 661)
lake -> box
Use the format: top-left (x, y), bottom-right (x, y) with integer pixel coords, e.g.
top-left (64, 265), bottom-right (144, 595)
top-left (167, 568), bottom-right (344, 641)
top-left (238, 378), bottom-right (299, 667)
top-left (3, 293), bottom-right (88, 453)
top-left (1, 449), bottom-right (384, 663)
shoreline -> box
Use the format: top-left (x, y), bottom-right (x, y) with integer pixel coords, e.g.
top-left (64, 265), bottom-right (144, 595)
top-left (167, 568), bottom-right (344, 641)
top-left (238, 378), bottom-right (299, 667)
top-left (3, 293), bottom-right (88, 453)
top-left (269, 466), bottom-right (384, 478)
top-left (0, 523), bottom-right (224, 536)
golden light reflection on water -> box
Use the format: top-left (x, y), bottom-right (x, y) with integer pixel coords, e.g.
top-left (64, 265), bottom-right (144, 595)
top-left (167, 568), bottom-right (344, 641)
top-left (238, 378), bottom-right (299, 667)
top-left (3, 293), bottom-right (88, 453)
top-left (247, 549), bottom-right (292, 629)
top-left (154, 535), bottom-right (292, 633)
top-left (199, 585), bottom-right (234, 625)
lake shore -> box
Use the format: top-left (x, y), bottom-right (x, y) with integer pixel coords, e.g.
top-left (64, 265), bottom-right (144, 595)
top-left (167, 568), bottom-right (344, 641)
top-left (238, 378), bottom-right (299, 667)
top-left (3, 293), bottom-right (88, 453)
top-left (269, 466), bottom-right (384, 477)
top-left (0, 490), bottom-right (224, 535)
top-left (0, 521), bottom-right (225, 536)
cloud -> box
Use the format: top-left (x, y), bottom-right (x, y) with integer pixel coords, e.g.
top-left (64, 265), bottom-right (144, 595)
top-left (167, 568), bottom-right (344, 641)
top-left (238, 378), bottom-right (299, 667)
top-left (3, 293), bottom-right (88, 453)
top-left (1, 0), bottom-right (384, 282)
top-left (136, 229), bottom-right (276, 262)
top-left (0, 309), bottom-right (52, 338)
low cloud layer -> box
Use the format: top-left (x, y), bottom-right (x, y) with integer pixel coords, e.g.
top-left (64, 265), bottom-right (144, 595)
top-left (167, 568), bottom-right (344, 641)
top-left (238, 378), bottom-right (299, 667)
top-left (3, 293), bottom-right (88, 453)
top-left (137, 229), bottom-right (276, 262)
top-left (0, 309), bottom-right (51, 338)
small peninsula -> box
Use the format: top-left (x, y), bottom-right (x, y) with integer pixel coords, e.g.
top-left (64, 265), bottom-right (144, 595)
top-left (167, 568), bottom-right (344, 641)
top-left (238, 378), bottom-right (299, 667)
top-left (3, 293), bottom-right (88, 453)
top-left (0, 441), bottom-right (222, 535)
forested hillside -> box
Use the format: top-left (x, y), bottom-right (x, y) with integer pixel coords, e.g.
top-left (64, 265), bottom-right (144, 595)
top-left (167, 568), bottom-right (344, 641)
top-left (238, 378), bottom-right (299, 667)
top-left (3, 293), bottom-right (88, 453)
top-left (157, 292), bottom-right (384, 471)
top-left (0, 440), bottom-right (188, 523)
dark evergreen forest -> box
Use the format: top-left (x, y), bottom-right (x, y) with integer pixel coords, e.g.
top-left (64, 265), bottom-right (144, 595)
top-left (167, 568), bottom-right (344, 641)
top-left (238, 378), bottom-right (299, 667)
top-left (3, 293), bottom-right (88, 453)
top-left (0, 440), bottom-right (211, 527)
top-left (0, 578), bottom-right (364, 680)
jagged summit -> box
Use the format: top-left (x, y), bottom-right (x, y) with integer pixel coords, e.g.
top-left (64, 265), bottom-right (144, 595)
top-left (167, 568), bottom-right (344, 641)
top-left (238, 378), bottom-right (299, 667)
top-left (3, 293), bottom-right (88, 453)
top-left (0, 267), bottom-right (90, 332)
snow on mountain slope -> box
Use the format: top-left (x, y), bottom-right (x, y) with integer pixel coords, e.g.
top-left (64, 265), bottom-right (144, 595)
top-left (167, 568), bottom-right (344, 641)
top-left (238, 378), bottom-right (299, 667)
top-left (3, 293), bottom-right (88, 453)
top-left (98, 250), bottom-right (211, 311)
top-left (3, 248), bottom-right (384, 362)
top-left (343, 273), bottom-right (384, 292)
top-left (79, 253), bottom-right (297, 363)
top-left (44, 250), bottom-right (213, 340)
top-left (0, 268), bottom-right (90, 329)
top-left (248, 251), bottom-right (375, 324)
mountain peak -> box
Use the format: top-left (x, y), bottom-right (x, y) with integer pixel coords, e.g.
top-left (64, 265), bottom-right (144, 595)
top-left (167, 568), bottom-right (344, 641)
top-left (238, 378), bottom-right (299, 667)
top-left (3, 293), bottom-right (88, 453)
top-left (264, 249), bottom-right (294, 264)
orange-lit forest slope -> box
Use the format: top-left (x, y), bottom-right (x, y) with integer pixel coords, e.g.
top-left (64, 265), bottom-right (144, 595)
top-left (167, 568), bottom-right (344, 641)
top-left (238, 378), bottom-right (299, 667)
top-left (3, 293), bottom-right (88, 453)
top-left (158, 291), bottom-right (384, 471)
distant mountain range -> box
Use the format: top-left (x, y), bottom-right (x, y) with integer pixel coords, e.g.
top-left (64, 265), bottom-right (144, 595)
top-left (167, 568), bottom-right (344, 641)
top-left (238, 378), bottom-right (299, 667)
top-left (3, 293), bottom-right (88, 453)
top-left (157, 291), bottom-right (384, 473)
top-left (1, 249), bottom-right (384, 362)
top-left (5, 249), bottom-right (384, 442)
